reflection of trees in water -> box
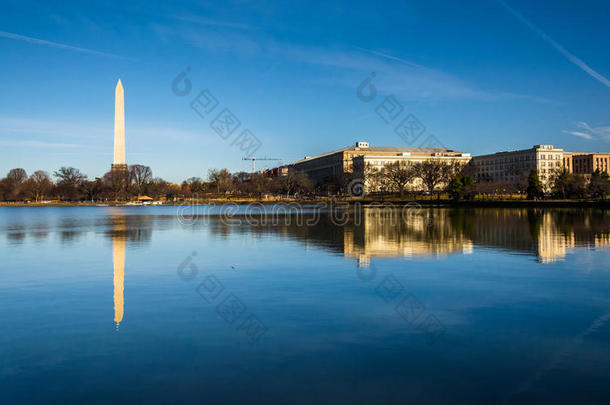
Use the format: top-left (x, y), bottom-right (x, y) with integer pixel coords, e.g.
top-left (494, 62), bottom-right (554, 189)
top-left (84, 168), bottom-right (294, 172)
top-left (552, 209), bottom-right (610, 244)
top-left (5, 214), bottom-right (160, 246)
top-left (7, 232), bottom-right (26, 243)
top-left (444, 208), bottom-right (610, 261)
top-left (206, 208), bottom-right (610, 262)
top-left (60, 230), bottom-right (84, 244)
top-left (208, 214), bottom-right (348, 254)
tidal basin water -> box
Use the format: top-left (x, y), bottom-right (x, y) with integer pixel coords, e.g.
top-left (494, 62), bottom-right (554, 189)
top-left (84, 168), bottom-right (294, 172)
top-left (1, 206), bottom-right (610, 403)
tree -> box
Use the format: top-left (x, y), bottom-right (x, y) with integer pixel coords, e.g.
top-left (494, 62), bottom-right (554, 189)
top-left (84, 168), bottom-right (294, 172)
top-left (249, 173), bottom-right (270, 197)
top-left (569, 174), bottom-right (586, 199)
top-left (54, 167), bottom-right (87, 201)
top-left (28, 170), bottom-right (53, 202)
top-left (208, 169), bottom-right (234, 193)
top-left (129, 164), bottom-right (152, 196)
top-left (102, 169), bottom-right (129, 201)
top-left (5, 168), bottom-right (28, 201)
top-left (550, 168), bottom-right (571, 199)
top-left (186, 177), bottom-right (206, 195)
top-left (588, 169), bottom-right (610, 200)
top-left (7, 168), bottom-right (27, 183)
top-left (165, 183), bottom-right (182, 200)
top-left (448, 176), bottom-right (463, 201)
top-left (82, 178), bottom-right (105, 201)
top-left (414, 160), bottom-right (444, 195)
top-left (147, 177), bottom-right (171, 200)
top-left (274, 171), bottom-right (313, 197)
top-left (381, 161), bottom-right (416, 198)
top-left (414, 159), bottom-right (461, 197)
top-left (526, 170), bottom-right (543, 200)
top-left (448, 174), bottom-right (474, 201)
top-left (462, 175), bottom-right (475, 199)
top-left (0, 178), bottom-right (6, 201)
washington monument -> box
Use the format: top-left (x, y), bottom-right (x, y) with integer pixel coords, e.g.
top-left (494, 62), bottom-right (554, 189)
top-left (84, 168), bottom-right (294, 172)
top-left (112, 79), bottom-right (126, 171)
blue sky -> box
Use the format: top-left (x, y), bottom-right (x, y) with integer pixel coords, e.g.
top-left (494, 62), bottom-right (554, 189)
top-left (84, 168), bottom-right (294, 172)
top-left (1, 0), bottom-right (609, 182)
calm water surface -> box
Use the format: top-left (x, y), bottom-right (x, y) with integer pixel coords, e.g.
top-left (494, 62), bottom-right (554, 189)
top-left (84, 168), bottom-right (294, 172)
top-left (1, 206), bottom-right (610, 403)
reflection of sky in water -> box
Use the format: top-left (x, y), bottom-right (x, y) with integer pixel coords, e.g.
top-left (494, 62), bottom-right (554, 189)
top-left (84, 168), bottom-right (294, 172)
top-left (1, 206), bottom-right (610, 403)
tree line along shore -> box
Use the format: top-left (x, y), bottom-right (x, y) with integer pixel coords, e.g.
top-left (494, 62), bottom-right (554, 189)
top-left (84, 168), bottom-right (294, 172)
top-left (0, 160), bottom-right (609, 204)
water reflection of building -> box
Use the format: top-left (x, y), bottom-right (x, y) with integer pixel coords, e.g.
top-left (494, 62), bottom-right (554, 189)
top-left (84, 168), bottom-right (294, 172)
top-left (536, 211), bottom-right (574, 263)
top-left (464, 209), bottom-right (610, 263)
top-left (207, 208), bottom-right (610, 265)
top-left (344, 209), bottom-right (473, 266)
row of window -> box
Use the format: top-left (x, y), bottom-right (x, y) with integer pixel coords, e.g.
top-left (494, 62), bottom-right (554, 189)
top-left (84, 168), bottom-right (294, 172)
top-left (475, 154), bottom-right (561, 166)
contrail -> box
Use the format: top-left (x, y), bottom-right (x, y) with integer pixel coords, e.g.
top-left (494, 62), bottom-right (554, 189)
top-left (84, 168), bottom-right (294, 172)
top-left (496, 0), bottom-right (610, 89)
top-left (0, 30), bottom-right (122, 58)
top-left (352, 45), bottom-right (425, 69)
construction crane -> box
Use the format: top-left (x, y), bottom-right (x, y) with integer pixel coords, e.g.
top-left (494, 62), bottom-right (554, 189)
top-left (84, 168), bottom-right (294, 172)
top-left (242, 157), bottom-right (282, 173)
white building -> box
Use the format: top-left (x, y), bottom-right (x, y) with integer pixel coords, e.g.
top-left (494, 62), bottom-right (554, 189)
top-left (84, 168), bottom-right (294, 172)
top-left (353, 150), bottom-right (471, 193)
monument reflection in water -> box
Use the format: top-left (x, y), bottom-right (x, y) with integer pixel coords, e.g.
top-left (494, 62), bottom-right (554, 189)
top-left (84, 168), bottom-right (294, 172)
top-left (112, 217), bottom-right (125, 329)
top-left (3, 206), bottom-right (610, 402)
top-left (105, 212), bottom-right (152, 330)
top-left (45, 207), bottom-right (610, 330)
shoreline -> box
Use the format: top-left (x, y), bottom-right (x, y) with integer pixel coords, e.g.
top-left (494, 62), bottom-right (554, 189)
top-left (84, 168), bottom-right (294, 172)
top-left (1, 199), bottom-right (609, 208)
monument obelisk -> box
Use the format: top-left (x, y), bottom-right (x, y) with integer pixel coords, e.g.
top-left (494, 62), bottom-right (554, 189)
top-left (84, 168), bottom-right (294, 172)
top-left (112, 79), bottom-right (127, 172)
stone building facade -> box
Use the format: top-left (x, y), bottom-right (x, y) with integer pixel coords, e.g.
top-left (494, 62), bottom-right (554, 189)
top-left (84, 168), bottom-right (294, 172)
top-left (471, 145), bottom-right (564, 189)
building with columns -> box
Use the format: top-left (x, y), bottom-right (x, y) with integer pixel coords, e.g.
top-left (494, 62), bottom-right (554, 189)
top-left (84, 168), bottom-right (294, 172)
top-left (563, 152), bottom-right (610, 175)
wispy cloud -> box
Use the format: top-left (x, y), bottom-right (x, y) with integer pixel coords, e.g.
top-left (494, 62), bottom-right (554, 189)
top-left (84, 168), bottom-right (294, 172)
top-left (158, 23), bottom-right (550, 103)
top-left (496, 0), bottom-right (610, 89)
top-left (562, 130), bottom-right (593, 140)
top-left (0, 30), bottom-right (122, 58)
top-left (563, 121), bottom-right (610, 141)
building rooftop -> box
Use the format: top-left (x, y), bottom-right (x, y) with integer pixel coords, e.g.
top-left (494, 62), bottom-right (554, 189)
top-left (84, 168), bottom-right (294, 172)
top-left (291, 143), bottom-right (456, 165)
top-left (472, 144), bottom-right (564, 158)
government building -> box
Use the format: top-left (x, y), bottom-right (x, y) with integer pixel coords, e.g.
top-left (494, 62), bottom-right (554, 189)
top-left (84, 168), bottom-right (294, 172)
top-left (470, 145), bottom-right (565, 188)
top-left (289, 141), bottom-right (471, 187)
top-left (470, 145), bottom-right (610, 190)
top-left (277, 141), bottom-right (609, 193)
top-left (563, 152), bottom-right (610, 175)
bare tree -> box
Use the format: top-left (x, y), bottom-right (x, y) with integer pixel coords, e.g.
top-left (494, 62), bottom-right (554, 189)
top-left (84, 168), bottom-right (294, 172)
top-left (5, 168), bottom-right (28, 201)
top-left (250, 172), bottom-right (270, 197)
top-left (129, 164), bottom-right (153, 196)
top-left (381, 161), bottom-right (416, 197)
top-left (54, 167), bottom-right (87, 201)
top-left (186, 177), bottom-right (206, 196)
top-left (414, 159), bottom-right (462, 197)
top-left (274, 170), bottom-right (313, 197)
top-left (208, 169), bottom-right (233, 193)
top-left (413, 160), bottom-right (445, 196)
top-left (7, 168), bottom-right (27, 183)
top-left (28, 170), bottom-right (53, 201)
